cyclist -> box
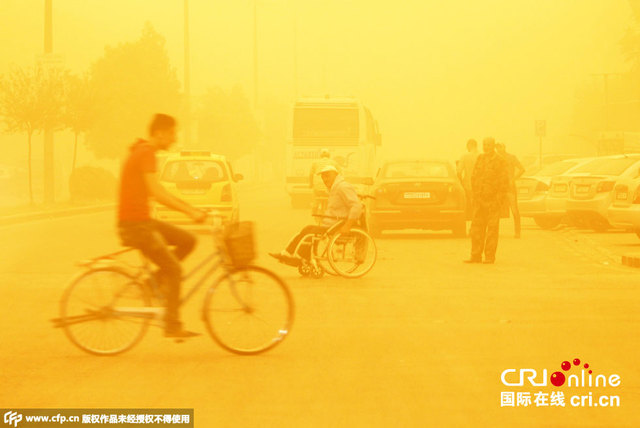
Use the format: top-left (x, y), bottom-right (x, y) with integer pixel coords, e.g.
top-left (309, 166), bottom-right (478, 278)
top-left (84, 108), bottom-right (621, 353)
top-left (270, 164), bottom-right (362, 265)
top-left (117, 113), bottom-right (207, 338)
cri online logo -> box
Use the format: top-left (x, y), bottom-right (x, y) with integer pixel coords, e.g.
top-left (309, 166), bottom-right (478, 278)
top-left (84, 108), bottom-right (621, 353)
top-left (502, 358), bottom-right (621, 388)
top-left (3, 411), bottom-right (22, 428)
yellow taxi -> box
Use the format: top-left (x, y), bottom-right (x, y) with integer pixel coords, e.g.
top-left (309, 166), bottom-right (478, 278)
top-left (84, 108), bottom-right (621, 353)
top-left (152, 150), bottom-right (242, 225)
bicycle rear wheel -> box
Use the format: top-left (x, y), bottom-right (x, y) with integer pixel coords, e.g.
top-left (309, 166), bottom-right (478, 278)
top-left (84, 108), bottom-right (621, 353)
top-left (202, 265), bottom-right (294, 355)
top-left (59, 268), bottom-right (152, 356)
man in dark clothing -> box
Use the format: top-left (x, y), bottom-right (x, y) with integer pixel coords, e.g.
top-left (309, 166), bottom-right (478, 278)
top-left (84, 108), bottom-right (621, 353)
top-left (118, 114), bottom-right (206, 338)
top-left (465, 137), bottom-right (509, 264)
top-left (496, 143), bottom-right (525, 238)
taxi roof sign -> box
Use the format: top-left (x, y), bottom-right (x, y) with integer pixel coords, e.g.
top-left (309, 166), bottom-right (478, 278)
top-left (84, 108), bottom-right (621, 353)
top-left (180, 150), bottom-right (211, 157)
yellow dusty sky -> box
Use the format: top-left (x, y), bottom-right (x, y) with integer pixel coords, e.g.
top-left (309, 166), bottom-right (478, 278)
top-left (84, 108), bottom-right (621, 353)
top-left (0, 0), bottom-right (635, 159)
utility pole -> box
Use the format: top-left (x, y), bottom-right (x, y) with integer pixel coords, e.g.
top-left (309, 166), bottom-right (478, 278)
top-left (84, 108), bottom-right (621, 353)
top-left (184, 0), bottom-right (191, 146)
top-left (253, 0), bottom-right (259, 108)
top-left (43, 0), bottom-right (54, 204)
top-left (293, 0), bottom-right (298, 99)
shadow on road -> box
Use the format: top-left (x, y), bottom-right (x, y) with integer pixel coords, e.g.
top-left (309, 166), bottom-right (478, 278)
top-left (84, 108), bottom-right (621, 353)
top-left (377, 232), bottom-right (465, 240)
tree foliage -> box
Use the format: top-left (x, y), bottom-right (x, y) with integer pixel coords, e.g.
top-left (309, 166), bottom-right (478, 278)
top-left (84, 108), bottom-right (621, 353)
top-left (86, 23), bottom-right (181, 159)
top-left (197, 85), bottom-right (260, 160)
top-left (64, 73), bottom-right (95, 137)
top-left (64, 72), bottom-right (96, 170)
top-left (0, 65), bottom-right (67, 203)
top-left (0, 65), bottom-right (67, 135)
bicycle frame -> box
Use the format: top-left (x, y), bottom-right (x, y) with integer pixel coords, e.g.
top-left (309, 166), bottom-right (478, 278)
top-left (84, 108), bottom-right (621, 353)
top-left (53, 241), bottom-right (240, 328)
top-left (54, 219), bottom-right (294, 356)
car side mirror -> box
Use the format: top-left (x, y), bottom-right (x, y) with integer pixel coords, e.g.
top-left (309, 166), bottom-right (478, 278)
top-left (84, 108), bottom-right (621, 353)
top-left (234, 173), bottom-right (244, 182)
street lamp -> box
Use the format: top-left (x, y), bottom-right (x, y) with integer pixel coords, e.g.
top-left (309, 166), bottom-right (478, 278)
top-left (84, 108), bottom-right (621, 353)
top-left (184, 0), bottom-right (191, 147)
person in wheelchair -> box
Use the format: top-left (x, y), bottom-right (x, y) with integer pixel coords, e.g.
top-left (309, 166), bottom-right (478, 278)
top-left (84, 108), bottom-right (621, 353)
top-left (309, 148), bottom-right (341, 220)
top-left (270, 164), bottom-right (362, 266)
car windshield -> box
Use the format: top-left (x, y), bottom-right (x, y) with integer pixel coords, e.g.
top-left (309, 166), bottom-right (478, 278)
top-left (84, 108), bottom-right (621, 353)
top-left (525, 160), bottom-right (580, 177)
top-left (571, 157), bottom-right (640, 176)
top-left (161, 160), bottom-right (228, 183)
top-left (382, 161), bottom-right (452, 178)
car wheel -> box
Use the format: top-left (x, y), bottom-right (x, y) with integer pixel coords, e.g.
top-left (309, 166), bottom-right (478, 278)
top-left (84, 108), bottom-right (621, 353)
top-left (534, 216), bottom-right (561, 230)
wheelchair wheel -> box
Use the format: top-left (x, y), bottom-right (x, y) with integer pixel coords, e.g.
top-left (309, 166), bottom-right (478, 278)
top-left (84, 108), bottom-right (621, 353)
top-left (312, 235), bottom-right (338, 276)
top-left (298, 261), bottom-right (312, 277)
top-left (327, 228), bottom-right (377, 278)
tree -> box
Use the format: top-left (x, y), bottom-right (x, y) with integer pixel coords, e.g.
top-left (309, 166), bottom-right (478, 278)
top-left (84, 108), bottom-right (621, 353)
top-left (0, 65), bottom-right (67, 204)
top-left (197, 85), bottom-right (261, 160)
top-left (64, 73), bottom-right (95, 171)
top-left (86, 23), bottom-right (181, 159)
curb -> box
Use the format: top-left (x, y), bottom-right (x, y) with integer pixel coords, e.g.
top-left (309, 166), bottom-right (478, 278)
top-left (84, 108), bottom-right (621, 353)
top-left (0, 184), bottom-right (274, 227)
top-left (0, 204), bottom-right (115, 226)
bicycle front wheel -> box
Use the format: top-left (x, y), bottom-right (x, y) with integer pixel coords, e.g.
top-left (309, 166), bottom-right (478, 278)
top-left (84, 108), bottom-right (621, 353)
top-left (202, 265), bottom-right (294, 355)
top-left (59, 268), bottom-right (152, 356)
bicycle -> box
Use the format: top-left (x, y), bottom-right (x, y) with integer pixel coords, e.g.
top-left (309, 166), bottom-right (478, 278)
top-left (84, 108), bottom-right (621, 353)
top-left (51, 218), bottom-right (294, 356)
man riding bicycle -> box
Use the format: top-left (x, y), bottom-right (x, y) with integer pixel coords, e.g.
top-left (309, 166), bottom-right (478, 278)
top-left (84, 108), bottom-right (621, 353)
top-left (117, 114), bottom-right (207, 338)
top-left (270, 164), bottom-right (362, 265)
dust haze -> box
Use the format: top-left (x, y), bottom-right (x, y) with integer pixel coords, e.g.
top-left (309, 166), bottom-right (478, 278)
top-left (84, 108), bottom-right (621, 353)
top-left (0, 1), bottom-right (634, 186)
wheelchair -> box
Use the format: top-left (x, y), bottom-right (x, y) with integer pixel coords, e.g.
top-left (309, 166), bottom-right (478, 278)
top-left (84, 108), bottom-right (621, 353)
top-left (311, 190), bottom-right (329, 225)
top-left (292, 207), bottom-right (377, 279)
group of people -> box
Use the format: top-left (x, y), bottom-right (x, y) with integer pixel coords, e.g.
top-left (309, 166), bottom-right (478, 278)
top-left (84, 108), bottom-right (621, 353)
top-left (457, 137), bottom-right (524, 264)
top-left (117, 115), bottom-right (364, 336)
top-left (116, 114), bottom-right (527, 337)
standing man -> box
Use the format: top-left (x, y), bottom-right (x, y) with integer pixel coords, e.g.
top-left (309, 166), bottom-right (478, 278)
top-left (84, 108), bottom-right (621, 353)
top-left (496, 142), bottom-right (525, 238)
top-left (117, 113), bottom-right (207, 338)
top-left (465, 137), bottom-right (509, 264)
top-left (457, 139), bottom-right (479, 220)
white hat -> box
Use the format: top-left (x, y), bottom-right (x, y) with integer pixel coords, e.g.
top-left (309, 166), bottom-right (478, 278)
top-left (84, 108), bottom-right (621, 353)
top-left (316, 164), bottom-right (338, 175)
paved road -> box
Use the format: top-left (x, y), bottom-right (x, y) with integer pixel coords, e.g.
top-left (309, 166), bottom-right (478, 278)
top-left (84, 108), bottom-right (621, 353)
top-left (1, 185), bottom-right (639, 427)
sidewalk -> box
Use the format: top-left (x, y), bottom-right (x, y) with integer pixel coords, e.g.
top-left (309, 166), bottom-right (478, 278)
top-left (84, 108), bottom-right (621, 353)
top-left (0, 201), bottom-right (115, 226)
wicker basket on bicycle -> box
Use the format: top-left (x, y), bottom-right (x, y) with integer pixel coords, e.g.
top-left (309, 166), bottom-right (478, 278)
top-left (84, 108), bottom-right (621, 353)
top-left (221, 221), bottom-right (256, 267)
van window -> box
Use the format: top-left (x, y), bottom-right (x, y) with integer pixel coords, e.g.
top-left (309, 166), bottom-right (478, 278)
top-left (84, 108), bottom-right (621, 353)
top-left (161, 160), bottom-right (228, 183)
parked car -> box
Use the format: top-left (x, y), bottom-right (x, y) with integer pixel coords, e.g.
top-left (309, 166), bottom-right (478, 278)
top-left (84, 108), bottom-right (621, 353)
top-left (367, 160), bottom-right (466, 237)
top-left (564, 154), bottom-right (640, 231)
top-left (521, 154), bottom-right (581, 174)
top-left (607, 176), bottom-right (640, 238)
top-left (152, 150), bottom-right (242, 226)
top-left (516, 157), bottom-right (597, 229)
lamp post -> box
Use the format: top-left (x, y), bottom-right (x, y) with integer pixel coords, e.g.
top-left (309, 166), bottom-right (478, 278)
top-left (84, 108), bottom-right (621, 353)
top-left (253, 0), bottom-right (259, 109)
top-left (43, 0), bottom-right (54, 204)
top-left (184, 0), bottom-right (191, 146)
